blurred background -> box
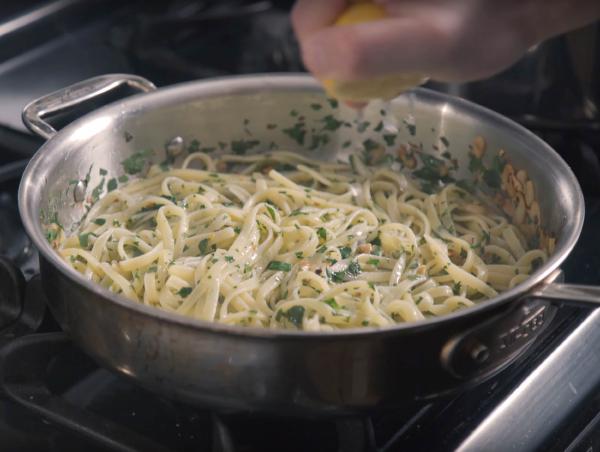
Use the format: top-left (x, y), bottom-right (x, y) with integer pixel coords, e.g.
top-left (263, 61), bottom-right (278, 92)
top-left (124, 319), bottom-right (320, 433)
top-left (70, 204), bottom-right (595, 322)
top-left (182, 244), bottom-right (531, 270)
top-left (1, 0), bottom-right (598, 187)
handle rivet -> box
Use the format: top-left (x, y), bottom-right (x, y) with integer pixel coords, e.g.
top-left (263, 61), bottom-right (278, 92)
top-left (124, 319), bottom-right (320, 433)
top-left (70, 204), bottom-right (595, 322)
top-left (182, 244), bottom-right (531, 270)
top-left (73, 180), bottom-right (86, 203)
top-left (470, 343), bottom-right (490, 363)
top-left (166, 136), bottom-right (184, 158)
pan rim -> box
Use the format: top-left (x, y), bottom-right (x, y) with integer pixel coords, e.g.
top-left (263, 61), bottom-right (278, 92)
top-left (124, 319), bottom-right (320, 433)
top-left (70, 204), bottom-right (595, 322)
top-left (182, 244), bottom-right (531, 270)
top-left (18, 73), bottom-right (585, 339)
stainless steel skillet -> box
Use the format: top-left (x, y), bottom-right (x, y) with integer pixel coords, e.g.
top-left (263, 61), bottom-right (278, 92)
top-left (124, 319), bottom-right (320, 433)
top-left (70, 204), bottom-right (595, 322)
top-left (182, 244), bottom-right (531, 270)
top-left (16, 73), bottom-right (600, 415)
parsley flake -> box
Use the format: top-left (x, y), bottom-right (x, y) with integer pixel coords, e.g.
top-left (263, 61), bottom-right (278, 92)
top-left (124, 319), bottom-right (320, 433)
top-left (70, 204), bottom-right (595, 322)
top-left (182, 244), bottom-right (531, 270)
top-left (177, 287), bottom-right (193, 298)
top-left (317, 227), bottom-right (327, 240)
top-left (267, 261), bottom-right (292, 272)
top-left (323, 298), bottom-right (340, 310)
top-left (339, 246), bottom-right (352, 259)
top-left (121, 149), bottom-right (153, 175)
top-left (199, 238), bottom-right (209, 255)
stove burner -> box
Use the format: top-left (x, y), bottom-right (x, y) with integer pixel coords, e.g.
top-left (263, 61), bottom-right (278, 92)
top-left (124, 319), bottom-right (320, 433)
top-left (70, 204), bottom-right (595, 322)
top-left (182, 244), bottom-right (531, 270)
top-left (0, 334), bottom-right (380, 452)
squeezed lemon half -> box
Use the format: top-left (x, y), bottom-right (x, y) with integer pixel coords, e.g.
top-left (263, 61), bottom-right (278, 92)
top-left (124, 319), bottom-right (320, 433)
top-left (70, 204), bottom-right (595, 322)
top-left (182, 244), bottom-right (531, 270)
top-left (322, 1), bottom-right (427, 102)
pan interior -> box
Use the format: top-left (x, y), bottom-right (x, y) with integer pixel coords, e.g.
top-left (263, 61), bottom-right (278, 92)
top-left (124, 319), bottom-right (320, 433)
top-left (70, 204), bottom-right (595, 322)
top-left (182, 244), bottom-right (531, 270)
top-left (20, 75), bottom-right (584, 333)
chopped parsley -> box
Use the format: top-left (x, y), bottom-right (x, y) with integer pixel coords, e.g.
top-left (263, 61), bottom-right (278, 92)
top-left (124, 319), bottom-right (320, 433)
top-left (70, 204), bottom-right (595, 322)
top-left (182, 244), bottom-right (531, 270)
top-left (91, 178), bottom-right (105, 203)
top-left (199, 238), bottom-right (209, 255)
top-left (452, 282), bottom-right (462, 295)
top-left (231, 139), bottom-right (259, 155)
top-left (321, 115), bottom-right (344, 131)
top-left (78, 232), bottom-right (97, 248)
top-left (317, 227), bottom-right (327, 240)
top-left (107, 178), bottom-right (118, 192)
top-left (483, 155), bottom-right (506, 189)
top-left (121, 149), bottom-right (153, 175)
top-left (93, 218), bottom-right (106, 226)
top-left (139, 204), bottom-right (161, 213)
top-left (468, 154), bottom-right (485, 173)
top-left (277, 305), bottom-right (305, 328)
top-left (177, 287), bottom-right (193, 298)
top-left (283, 122), bottom-right (306, 145)
top-left (367, 258), bottom-right (380, 267)
top-left (224, 256), bottom-right (234, 263)
top-left (471, 230), bottom-right (491, 250)
top-left (383, 134), bottom-right (396, 147)
top-left (413, 153), bottom-right (453, 188)
top-left (329, 261), bottom-right (361, 283)
top-left (323, 298), bottom-right (340, 310)
top-left (267, 261), bottom-right (292, 272)
top-left (339, 246), bottom-right (352, 259)
top-left (404, 120), bottom-right (416, 136)
top-left (266, 204), bottom-right (277, 221)
top-left (45, 229), bottom-right (59, 243)
top-left (308, 132), bottom-right (330, 151)
top-left (362, 139), bottom-right (381, 164)
top-left (295, 251), bottom-right (303, 259)
top-left (187, 139), bottom-right (200, 153)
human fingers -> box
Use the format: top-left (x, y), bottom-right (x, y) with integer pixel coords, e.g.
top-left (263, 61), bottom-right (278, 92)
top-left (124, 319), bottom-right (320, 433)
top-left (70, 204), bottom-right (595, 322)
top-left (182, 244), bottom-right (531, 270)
top-left (300, 9), bottom-right (533, 83)
top-left (291, 0), bottom-right (348, 42)
top-left (300, 17), bottom-right (452, 80)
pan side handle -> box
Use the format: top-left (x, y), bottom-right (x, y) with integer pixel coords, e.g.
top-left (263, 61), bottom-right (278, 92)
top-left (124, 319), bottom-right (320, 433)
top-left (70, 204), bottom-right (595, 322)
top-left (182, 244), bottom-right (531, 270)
top-left (531, 282), bottom-right (600, 308)
top-left (442, 270), bottom-right (600, 380)
top-left (22, 74), bottom-right (156, 140)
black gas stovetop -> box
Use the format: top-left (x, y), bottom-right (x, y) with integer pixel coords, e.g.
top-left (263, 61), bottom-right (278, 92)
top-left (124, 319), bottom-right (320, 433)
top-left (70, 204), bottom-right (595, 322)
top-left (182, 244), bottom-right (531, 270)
top-left (1, 1), bottom-right (600, 451)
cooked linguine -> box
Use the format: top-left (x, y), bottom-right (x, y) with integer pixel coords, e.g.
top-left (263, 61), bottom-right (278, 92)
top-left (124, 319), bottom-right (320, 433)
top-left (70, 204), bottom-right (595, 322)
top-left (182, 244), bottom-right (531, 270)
top-left (56, 151), bottom-right (547, 330)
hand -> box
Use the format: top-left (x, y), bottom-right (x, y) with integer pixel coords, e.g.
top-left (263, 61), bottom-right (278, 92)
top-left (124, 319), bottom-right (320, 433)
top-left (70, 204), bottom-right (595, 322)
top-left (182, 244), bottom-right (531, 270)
top-left (292, 0), bottom-right (600, 83)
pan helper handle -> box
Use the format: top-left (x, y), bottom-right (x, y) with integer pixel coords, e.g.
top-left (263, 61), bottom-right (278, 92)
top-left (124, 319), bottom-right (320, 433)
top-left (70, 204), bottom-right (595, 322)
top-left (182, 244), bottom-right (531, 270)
top-left (443, 268), bottom-right (600, 380)
top-left (22, 74), bottom-right (156, 141)
top-left (532, 281), bottom-right (600, 308)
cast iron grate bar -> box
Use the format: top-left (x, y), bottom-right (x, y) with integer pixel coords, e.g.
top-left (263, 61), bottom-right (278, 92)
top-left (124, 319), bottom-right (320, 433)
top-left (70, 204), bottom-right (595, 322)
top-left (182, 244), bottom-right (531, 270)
top-left (0, 333), bottom-right (172, 452)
